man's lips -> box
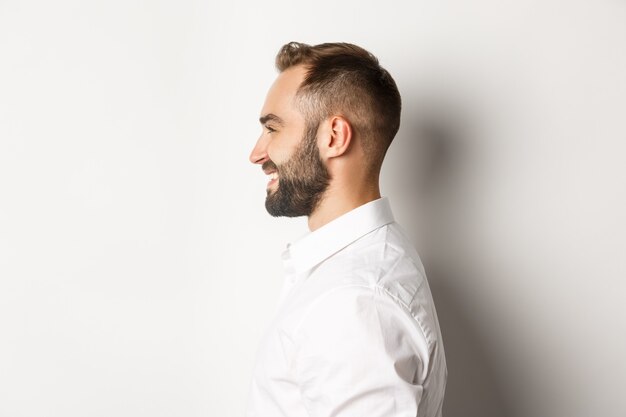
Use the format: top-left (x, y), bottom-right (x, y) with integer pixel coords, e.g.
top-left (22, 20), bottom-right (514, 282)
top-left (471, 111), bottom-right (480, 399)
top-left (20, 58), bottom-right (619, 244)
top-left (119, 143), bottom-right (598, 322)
top-left (262, 162), bottom-right (279, 188)
top-left (263, 166), bottom-right (278, 179)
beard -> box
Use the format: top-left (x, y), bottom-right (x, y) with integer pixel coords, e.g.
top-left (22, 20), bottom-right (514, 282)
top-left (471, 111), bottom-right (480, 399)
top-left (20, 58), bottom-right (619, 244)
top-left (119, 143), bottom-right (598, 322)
top-left (263, 122), bottom-right (331, 217)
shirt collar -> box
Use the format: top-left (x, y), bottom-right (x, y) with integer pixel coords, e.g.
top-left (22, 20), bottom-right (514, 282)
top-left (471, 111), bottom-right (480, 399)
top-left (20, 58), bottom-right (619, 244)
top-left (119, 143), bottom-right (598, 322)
top-left (285, 197), bottom-right (395, 275)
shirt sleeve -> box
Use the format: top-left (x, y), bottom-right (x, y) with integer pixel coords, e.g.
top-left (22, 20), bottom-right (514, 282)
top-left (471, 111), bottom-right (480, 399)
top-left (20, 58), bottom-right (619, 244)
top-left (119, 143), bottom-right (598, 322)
top-left (292, 285), bottom-right (427, 417)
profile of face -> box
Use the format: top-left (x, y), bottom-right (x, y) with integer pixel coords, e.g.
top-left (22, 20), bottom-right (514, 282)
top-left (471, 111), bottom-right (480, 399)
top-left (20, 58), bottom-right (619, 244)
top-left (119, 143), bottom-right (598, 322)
top-left (250, 66), bottom-right (330, 217)
top-left (263, 122), bottom-right (330, 217)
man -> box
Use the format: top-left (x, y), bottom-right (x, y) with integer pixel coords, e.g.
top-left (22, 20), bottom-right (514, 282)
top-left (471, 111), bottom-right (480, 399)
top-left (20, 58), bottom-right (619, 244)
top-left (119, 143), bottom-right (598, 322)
top-left (247, 42), bottom-right (447, 417)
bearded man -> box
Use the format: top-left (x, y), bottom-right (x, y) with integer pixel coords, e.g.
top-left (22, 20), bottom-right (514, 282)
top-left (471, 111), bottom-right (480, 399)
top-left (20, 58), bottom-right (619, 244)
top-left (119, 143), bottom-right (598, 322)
top-left (246, 41), bottom-right (447, 417)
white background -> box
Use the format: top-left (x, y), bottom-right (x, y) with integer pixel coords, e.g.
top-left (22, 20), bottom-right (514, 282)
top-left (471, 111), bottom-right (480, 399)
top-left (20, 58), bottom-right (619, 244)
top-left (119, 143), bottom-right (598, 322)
top-left (1, 1), bottom-right (625, 416)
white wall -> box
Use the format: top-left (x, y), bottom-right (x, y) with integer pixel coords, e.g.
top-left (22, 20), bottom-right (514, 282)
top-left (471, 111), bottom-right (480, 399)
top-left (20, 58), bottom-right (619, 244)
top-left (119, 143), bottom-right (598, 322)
top-left (1, 1), bottom-right (624, 416)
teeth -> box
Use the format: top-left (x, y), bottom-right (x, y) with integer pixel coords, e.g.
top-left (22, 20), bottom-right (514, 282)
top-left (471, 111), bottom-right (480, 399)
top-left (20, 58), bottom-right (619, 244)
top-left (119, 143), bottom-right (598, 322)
top-left (269, 172), bottom-right (278, 180)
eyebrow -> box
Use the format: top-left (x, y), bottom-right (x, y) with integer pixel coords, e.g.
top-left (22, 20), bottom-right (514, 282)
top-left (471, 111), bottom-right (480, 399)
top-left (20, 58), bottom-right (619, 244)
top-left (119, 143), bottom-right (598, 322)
top-left (259, 113), bottom-right (284, 126)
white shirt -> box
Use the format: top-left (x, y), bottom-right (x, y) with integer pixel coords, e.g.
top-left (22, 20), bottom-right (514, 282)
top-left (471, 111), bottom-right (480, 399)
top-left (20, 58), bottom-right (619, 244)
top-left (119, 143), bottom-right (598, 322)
top-left (246, 198), bottom-right (447, 417)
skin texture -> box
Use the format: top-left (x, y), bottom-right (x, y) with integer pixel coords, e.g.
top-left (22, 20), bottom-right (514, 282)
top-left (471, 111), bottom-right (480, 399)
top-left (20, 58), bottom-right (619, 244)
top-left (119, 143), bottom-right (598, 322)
top-left (249, 65), bottom-right (381, 231)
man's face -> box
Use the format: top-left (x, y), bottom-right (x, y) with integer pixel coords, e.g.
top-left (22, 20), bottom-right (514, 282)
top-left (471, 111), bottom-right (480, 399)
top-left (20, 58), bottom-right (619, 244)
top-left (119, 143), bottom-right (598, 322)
top-left (249, 66), bottom-right (330, 217)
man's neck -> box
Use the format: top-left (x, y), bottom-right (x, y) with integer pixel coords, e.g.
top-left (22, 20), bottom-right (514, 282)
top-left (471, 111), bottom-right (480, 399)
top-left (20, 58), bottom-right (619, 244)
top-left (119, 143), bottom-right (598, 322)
top-left (307, 183), bottom-right (381, 231)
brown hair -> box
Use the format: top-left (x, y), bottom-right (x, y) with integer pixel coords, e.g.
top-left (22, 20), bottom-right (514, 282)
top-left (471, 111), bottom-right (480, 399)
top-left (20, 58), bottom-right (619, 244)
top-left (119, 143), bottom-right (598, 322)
top-left (275, 41), bottom-right (402, 172)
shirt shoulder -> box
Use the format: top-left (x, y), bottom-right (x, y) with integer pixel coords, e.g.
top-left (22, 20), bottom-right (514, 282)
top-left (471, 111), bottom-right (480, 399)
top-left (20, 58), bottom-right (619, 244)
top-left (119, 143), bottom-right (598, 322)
top-left (310, 222), bottom-right (428, 305)
top-left (286, 223), bottom-right (440, 351)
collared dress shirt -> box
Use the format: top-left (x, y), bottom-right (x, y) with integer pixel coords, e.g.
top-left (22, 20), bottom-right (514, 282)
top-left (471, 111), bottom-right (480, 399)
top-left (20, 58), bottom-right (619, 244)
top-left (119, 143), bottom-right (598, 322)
top-left (246, 198), bottom-right (447, 417)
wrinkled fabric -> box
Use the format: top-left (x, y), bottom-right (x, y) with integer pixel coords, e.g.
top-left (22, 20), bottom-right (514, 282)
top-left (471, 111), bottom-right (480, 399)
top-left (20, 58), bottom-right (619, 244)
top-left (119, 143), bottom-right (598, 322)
top-left (246, 198), bottom-right (447, 417)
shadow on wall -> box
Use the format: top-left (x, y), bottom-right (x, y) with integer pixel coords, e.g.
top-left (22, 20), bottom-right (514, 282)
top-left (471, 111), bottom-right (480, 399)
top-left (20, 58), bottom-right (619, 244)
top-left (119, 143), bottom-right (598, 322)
top-left (397, 102), bottom-right (512, 417)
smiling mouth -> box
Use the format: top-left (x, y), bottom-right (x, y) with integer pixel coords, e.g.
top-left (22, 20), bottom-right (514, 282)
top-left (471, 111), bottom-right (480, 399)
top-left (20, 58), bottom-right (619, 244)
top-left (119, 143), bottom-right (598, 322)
top-left (265, 170), bottom-right (279, 189)
top-left (262, 161), bottom-right (279, 189)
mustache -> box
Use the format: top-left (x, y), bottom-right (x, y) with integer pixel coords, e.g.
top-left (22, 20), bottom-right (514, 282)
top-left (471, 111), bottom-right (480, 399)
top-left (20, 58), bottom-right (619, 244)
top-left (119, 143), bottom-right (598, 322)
top-left (262, 160), bottom-right (278, 172)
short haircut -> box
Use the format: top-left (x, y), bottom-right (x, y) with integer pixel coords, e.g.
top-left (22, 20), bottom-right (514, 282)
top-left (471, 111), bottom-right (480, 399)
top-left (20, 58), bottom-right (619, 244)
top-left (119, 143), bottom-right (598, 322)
top-left (275, 41), bottom-right (402, 173)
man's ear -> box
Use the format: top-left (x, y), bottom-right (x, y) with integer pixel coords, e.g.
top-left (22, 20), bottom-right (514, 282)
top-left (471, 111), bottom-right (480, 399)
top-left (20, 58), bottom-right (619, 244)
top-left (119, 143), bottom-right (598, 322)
top-left (319, 116), bottom-right (352, 159)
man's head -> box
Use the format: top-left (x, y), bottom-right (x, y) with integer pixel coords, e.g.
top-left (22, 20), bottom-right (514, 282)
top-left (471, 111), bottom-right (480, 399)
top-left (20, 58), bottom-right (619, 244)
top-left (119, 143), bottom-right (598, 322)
top-left (250, 42), bottom-right (402, 219)
top-left (275, 42), bottom-right (402, 172)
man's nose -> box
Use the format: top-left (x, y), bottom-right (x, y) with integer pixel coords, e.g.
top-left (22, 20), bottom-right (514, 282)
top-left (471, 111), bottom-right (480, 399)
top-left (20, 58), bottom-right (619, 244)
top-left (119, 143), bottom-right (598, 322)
top-left (249, 136), bottom-right (269, 165)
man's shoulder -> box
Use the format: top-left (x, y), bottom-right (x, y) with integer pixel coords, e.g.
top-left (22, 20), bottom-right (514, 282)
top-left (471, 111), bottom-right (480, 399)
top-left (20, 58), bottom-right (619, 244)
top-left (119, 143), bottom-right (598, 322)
top-left (275, 222), bottom-right (442, 357)
top-left (317, 222), bottom-right (424, 280)
top-left (278, 221), bottom-right (431, 309)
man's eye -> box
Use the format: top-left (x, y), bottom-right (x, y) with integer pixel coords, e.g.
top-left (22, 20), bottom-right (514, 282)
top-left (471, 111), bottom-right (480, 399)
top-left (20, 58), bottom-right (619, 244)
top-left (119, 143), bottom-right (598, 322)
top-left (265, 126), bottom-right (276, 133)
